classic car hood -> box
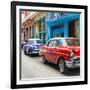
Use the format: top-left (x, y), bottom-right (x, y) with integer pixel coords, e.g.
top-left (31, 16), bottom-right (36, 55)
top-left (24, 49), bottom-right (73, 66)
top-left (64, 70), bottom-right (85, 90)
top-left (24, 43), bottom-right (43, 47)
top-left (31, 44), bottom-right (44, 47)
top-left (66, 46), bottom-right (80, 52)
top-left (57, 46), bottom-right (80, 56)
top-left (57, 46), bottom-right (80, 52)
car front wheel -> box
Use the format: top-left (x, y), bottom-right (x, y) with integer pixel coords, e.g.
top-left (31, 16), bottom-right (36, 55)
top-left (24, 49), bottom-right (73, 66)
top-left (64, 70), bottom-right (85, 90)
top-left (58, 58), bottom-right (68, 74)
top-left (24, 48), bottom-right (28, 55)
top-left (24, 50), bottom-right (27, 55)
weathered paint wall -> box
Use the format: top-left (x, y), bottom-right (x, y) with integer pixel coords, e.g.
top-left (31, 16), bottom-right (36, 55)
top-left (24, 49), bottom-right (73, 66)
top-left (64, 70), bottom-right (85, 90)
top-left (23, 12), bottom-right (80, 43)
top-left (46, 13), bottom-right (80, 41)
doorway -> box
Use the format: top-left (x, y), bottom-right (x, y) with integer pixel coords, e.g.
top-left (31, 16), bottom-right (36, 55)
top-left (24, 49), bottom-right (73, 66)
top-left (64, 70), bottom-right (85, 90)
top-left (68, 19), bottom-right (79, 38)
top-left (68, 20), bottom-right (75, 37)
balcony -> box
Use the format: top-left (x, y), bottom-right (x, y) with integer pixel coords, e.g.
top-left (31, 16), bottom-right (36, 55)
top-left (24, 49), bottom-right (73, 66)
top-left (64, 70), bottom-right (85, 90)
top-left (46, 13), bottom-right (69, 22)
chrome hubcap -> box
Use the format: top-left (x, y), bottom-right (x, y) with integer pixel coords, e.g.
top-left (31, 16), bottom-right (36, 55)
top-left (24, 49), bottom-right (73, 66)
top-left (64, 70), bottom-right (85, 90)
top-left (43, 56), bottom-right (46, 63)
top-left (26, 48), bottom-right (28, 54)
top-left (59, 60), bottom-right (64, 73)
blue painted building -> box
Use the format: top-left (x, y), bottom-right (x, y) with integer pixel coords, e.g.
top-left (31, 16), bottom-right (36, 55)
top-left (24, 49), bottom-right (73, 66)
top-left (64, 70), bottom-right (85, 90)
top-left (46, 12), bottom-right (80, 41)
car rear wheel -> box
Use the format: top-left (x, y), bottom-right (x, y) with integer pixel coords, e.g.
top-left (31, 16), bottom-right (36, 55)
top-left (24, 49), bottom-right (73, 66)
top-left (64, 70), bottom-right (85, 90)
top-left (26, 48), bottom-right (29, 55)
top-left (29, 50), bottom-right (33, 57)
top-left (42, 55), bottom-right (47, 64)
top-left (58, 58), bottom-right (68, 74)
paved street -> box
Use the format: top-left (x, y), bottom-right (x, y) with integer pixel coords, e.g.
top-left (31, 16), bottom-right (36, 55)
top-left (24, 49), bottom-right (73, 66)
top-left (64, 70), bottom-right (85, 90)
top-left (21, 50), bottom-right (80, 79)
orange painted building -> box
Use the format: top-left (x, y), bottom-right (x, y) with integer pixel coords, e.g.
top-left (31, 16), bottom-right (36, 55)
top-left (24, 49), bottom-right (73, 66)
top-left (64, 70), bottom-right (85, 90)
top-left (22, 12), bottom-right (47, 44)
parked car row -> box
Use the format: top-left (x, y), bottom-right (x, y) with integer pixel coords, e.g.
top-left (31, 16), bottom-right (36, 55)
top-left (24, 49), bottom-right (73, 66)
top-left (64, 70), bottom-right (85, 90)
top-left (23, 38), bottom-right (43, 56)
top-left (22, 37), bottom-right (80, 74)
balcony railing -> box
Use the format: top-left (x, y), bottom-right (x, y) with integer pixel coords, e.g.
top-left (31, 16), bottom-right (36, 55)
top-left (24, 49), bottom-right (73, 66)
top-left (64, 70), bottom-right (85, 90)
top-left (46, 13), bottom-right (69, 22)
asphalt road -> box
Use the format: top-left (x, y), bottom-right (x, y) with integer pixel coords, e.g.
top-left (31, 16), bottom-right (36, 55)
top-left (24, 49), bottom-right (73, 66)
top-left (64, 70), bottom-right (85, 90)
top-left (21, 50), bottom-right (80, 79)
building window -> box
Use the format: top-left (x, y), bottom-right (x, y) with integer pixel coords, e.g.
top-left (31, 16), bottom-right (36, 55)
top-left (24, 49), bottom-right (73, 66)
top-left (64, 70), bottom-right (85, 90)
top-left (61, 32), bottom-right (64, 37)
top-left (32, 25), bottom-right (34, 38)
top-left (26, 28), bottom-right (28, 37)
top-left (57, 12), bottom-right (68, 18)
top-left (43, 33), bottom-right (46, 44)
top-left (68, 19), bottom-right (79, 38)
top-left (24, 31), bottom-right (25, 41)
top-left (39, 20), bottom-right (41, 32)
top-left (50, 12), bottom-right (55, 19)
top-left (60, 13), bottom-right (64, 16)
top-left (51, 23), bottom-right (64, 30)
top-left (30, 27), bottom-right (31, 38)
top-left (42, 17), bottom-right (46, 31)
top-left (39, 33), bottom-right (42, 41)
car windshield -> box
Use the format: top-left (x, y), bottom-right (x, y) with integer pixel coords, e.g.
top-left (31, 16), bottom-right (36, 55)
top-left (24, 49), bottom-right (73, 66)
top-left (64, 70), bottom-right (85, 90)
top-left (35, 40), bottom-right (42, 44)
top-left (62, 39), bottom-right (80, 46)
top-left (28, 40), bottom-right (34, 44)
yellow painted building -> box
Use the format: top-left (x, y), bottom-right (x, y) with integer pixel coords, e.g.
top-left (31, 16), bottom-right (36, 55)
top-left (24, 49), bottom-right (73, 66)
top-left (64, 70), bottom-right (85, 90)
top-left (22, 12), bottom-right (47, 43)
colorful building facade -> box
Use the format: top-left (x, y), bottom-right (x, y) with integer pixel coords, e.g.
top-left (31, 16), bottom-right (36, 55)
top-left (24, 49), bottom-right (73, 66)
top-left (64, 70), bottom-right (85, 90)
top-left (31, 12), bottom-right (47, 44)
top-left (46, 12), bottom-right (80, 41)
top-left (23, 18), bottom-right (33, 40)
top-left (22, 12), bottom-right (80, 44)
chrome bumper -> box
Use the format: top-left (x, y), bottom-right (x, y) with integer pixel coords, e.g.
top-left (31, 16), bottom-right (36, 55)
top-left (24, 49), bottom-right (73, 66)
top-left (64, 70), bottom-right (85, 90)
top-left (31, 49), bottom-right (39, 54)
top-left (65, 57), bottom-right (80, 68)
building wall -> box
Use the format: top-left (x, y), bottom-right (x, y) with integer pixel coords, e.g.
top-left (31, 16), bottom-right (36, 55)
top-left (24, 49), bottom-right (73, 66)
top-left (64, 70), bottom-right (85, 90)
top-left (22, 12), bottom-right (47, 44)
top-left (22, 12), bottom-right (80, 44)
top-left (32, 12), bottom-right (47, 44)
top-left (23, 19), bottom-right (32, 40)
top-left (36, 21), bottom-right (39, 37)
top-left (46, 13), bottom-right (80, 41)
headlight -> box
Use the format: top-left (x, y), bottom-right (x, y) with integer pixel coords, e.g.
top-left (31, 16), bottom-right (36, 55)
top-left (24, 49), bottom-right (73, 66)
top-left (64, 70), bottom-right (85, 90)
top-left (70, 51), bottom-right (74, 58)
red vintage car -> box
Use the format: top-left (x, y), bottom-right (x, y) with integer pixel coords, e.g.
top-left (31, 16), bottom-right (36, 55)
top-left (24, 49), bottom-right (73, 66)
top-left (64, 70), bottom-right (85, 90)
top-left (41, 37), bottom-right (80, 74)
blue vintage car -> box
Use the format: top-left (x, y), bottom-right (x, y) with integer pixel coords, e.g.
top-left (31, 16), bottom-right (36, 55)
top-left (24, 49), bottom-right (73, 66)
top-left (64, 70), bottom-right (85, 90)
top-left (23, 38), bottom-right (43, 56)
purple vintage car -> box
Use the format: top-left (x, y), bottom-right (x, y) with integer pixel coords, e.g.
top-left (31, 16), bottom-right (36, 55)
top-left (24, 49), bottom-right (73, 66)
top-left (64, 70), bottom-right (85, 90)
top-left (23, 38), bottom-right (43, 56)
